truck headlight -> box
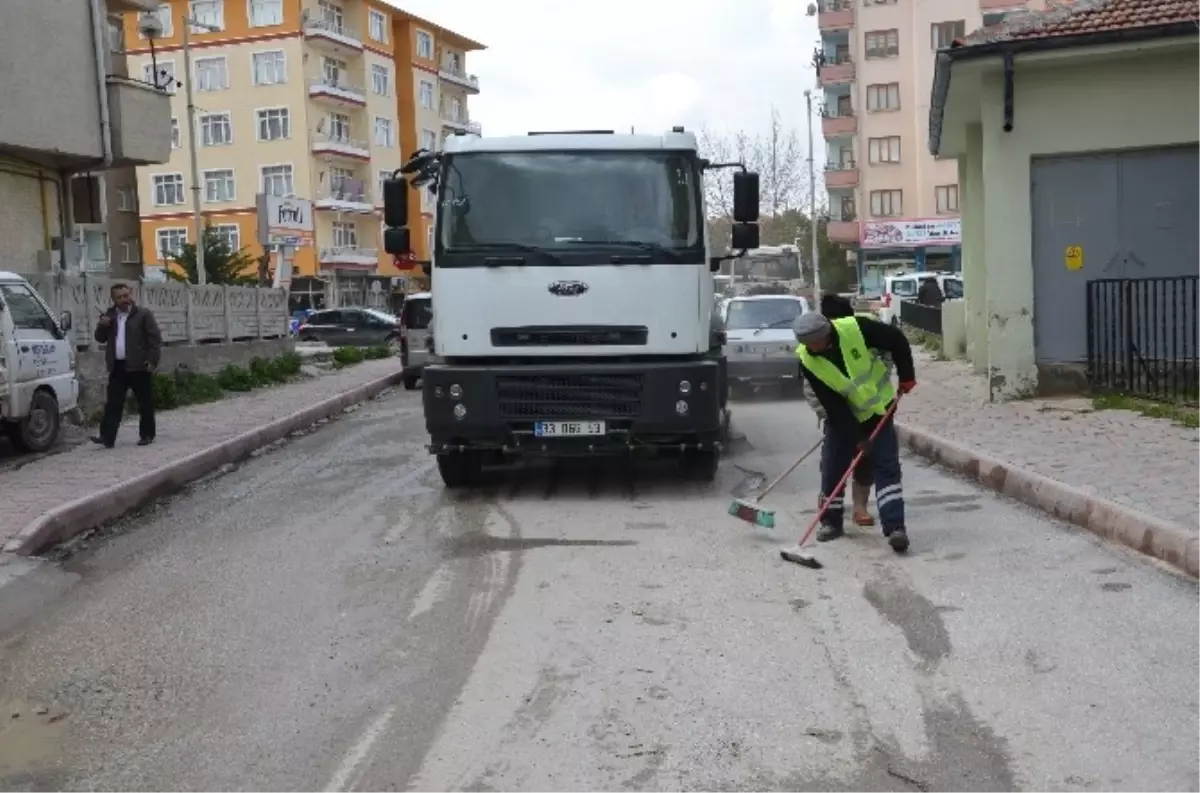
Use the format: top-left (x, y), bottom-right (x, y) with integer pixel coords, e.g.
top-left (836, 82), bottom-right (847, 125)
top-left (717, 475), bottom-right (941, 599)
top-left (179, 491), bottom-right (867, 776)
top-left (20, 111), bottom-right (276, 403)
top-left (453, 403), bottom-right (467, 420)
top-left (678, 380), bottom-right (691, 395)
top-left (434, 386), bottom-right (444, 398)
top-left (675, 400), bottom-right (689, 416)
top-left (449, 384), bottom-right (463, 399)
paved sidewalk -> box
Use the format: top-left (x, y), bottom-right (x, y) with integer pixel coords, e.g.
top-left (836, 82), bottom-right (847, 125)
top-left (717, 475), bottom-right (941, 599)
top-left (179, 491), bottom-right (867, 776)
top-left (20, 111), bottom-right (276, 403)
top-left (0, 359), bottom-right (402, 550)
top-left (902, 351), bottom-right (1199, 533)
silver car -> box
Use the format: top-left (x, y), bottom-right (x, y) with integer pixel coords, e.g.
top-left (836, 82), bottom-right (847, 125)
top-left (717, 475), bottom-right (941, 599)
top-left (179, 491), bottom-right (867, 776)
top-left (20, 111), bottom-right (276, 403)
top-left (400, 292), bottom-right (433, 391)
top-left (720, 294), bottom-right (811, 394)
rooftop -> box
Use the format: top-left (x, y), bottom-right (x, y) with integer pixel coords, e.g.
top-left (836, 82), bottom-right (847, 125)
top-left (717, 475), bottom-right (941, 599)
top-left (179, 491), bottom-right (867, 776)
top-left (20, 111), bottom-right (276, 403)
top-left (956, 0), bottom-right (1199, 47)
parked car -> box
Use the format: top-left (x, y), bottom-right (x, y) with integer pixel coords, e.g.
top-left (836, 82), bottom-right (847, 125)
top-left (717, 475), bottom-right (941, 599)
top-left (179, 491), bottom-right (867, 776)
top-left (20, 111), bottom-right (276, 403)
top-left (719, 294), bottom-right (811, 394)
top-left (297, 307), bottom-right (403, 349)
top-left (399, 292), bottom-right (433, 391)
top-left (877, 272), bottom-right (963, 326)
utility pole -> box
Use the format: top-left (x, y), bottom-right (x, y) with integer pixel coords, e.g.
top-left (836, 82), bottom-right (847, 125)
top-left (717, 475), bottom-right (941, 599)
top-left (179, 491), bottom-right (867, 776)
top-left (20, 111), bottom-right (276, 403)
top-left (804, 89), bottom-right (822, 301)
top-left (180, 16), bottom-right (223, 285)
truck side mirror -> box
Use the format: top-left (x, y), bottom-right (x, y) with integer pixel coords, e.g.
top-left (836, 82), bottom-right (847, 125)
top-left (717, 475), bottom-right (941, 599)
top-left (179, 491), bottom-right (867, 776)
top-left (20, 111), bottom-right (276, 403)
top-left (731, 222), bottom-right (760, 251)
top-left (733, 171), bottom-right (760, 223)
top-left (384, 227), bottom-right (411, 256)
top-left (383, 177), bottom-right (408, 228)
top-left (59, 311), bottom-right (72, 331)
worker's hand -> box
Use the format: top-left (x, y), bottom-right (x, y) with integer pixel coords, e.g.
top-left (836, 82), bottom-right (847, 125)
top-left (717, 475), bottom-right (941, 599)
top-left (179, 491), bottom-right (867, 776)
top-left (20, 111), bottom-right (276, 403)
top-left (97, 314), bottom-right (112, 327)
top-left (856, 439), bottom-right (871, 455)
top-left (898, 379), bottom-right (917, 394)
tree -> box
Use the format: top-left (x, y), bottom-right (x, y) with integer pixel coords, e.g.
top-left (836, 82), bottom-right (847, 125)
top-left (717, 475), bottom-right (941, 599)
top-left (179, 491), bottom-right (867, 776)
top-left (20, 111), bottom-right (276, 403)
top-left (167, 224), bottom-right (260, 286)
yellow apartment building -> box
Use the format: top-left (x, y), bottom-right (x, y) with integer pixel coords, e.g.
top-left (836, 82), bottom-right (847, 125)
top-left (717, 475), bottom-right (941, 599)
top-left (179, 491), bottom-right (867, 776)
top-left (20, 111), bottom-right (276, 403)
top-left (123, 0), bottom-right (482, 309)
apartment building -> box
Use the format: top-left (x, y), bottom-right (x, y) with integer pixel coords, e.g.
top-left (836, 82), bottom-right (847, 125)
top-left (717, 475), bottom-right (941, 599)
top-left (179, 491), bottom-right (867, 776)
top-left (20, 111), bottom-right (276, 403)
top-left (123, 0), bottom-right (483, 307)
top-left (816, 0), bottom-right (1043, 293)
top-left (0, 0), bottom-right (171, 278)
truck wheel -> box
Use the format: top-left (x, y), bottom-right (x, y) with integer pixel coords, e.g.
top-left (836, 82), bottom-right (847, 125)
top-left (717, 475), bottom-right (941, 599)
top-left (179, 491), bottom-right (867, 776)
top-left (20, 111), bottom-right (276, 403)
top-left (403, 374), bottom-right (419, 391)
top-left (9, 390), bottom-right (60, 453)
top-left (437, 451), bottom-right (481, 488)
top-left (682, 447), bottom-right (719, 482)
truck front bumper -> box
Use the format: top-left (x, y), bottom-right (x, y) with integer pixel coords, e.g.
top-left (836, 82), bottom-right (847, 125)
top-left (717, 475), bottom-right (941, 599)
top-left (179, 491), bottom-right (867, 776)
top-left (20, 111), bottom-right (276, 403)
top-left (422, 360), bottom-right (723, 456)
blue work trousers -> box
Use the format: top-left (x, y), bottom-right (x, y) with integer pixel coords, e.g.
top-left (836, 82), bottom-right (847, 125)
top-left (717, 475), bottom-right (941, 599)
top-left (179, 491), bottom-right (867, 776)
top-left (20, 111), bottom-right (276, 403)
top-left (819, 415), bottom-right (905, 535)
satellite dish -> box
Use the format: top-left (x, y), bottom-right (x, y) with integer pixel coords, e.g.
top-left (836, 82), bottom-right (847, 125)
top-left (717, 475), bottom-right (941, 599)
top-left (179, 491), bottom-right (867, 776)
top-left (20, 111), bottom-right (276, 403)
top-left (138, 14), bottom-right (164, 38)
top-left (806, 3), bottom-right (817, 15)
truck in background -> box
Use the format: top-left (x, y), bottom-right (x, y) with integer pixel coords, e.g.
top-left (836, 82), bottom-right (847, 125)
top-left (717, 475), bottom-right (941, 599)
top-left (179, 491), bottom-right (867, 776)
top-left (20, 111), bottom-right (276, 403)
top-left (382, 128), bottom-right (761, 486)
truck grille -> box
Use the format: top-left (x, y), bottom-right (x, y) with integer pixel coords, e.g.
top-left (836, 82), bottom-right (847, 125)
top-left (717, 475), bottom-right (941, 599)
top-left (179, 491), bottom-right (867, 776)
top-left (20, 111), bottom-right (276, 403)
top-left (491, 326), bottom-right (648, 347)
top-left (496, 373), bottom-right (644, 420)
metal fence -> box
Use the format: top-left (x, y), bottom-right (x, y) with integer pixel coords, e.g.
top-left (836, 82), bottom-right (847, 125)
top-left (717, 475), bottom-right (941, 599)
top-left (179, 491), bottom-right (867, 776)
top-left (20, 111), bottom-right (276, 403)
top-left (1086, 276), bottom-right (1198, 403)
top-left (900, 300), bottom-right (942, 336)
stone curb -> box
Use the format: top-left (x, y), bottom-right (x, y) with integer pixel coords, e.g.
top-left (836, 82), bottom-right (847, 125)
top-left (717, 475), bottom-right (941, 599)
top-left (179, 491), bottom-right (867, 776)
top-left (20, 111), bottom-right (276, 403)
top-left (896, 422), bottom-right (1199, 579)
top-left (2, 369), bottom-right (404, 558)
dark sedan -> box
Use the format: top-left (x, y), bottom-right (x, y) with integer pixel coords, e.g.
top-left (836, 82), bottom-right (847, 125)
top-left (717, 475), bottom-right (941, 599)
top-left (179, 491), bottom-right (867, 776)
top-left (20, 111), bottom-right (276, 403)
top-left (297, 307), bottom-right (402, 349)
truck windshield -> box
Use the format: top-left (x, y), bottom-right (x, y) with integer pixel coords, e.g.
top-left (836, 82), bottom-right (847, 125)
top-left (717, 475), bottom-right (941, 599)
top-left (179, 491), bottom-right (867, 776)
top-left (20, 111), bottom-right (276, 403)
top-left (436, 150), bottom-right (703, 266)
top-left (725, 299), bottom-right (806, 331)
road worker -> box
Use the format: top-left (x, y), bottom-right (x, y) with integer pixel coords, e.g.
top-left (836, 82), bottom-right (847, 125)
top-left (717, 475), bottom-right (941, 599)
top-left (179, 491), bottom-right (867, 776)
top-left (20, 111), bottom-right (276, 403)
top-left (793, 308), bottom-right (917, 553)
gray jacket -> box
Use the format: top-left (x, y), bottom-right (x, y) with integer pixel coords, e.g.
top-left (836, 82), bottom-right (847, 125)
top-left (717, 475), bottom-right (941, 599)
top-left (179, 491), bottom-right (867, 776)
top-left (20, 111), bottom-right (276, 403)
top-left (94, 304), bottom-right (162, 373)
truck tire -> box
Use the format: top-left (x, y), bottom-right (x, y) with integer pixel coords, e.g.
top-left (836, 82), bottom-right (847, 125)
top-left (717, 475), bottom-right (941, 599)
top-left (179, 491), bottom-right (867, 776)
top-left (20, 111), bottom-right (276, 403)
top-left (682, 447), bottom-right (719, 482)
top-left (437, 451), bottom-right (481, 488)
top-left (403, 374), bottom-right (419, 390)
top-left (7, 389), bottom-right (60, 453)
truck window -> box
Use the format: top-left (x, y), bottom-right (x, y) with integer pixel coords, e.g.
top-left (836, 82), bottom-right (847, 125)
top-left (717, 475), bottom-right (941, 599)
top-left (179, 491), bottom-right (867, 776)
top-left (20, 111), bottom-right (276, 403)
top-left (404, 299), bottom-right (432, 330)
top-left (890, 278), bottom-right (918, 297)
top-left (725, 299), bottom-right (804, 331)
top-left (437, 151), bottom-right (701, 265)
top-left (942, 278), bottom-right (963, 299)
top-left (0, 283), bottom-right (57, 335)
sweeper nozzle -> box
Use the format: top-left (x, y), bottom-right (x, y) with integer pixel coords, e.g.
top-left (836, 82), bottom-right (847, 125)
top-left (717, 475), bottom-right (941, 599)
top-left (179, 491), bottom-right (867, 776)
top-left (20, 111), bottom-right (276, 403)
top-left (780, 547), bottom-right (823, 569)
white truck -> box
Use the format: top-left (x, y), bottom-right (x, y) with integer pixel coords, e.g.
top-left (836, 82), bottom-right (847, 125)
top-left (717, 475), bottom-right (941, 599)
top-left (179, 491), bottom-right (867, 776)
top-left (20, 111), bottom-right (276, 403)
top-left (0, 271), bottom-right (79, 452)
top-left (382, 128), bottom-right (762, 486)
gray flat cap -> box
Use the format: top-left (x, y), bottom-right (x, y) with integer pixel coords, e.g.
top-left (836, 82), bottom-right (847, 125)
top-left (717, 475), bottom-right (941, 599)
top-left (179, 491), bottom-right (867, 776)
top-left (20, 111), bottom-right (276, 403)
top-left (793, 312), bottom-right (832, 344)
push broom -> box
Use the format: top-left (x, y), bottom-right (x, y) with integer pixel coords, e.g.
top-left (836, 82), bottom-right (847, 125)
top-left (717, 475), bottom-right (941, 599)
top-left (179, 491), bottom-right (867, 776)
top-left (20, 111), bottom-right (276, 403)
top-left (728, 437), bottom-right (823, 530)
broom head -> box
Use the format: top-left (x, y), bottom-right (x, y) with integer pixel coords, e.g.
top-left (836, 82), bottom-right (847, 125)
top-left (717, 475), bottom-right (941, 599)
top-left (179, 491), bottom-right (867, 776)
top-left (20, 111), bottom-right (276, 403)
top-left (729, 499), bottom-right (776, 529)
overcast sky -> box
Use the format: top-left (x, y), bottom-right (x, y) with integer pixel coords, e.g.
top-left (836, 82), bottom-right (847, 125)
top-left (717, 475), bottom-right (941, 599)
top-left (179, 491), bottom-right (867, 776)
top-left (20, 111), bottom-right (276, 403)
top-left (390, 0), bottom-right (823, 143)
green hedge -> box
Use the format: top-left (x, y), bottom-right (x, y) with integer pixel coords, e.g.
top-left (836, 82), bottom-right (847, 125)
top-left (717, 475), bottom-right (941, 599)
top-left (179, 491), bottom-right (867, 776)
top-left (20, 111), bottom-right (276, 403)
top-left (117, 350), bottom-right (307, 416)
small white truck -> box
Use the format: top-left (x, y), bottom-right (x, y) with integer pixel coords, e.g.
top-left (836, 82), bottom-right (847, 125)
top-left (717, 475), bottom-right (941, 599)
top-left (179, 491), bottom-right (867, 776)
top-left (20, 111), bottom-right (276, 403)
top-left (380, 127), bottom-right (762, 486)
top-left (0, 271), bottom-right (79, 452)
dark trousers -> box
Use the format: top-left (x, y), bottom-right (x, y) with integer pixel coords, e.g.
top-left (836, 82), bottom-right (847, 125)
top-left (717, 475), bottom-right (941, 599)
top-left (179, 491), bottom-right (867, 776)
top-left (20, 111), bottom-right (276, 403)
top-left (819, 415), bottom-right (905, 534)
top-left (99, 360), bottom-right (155, 443)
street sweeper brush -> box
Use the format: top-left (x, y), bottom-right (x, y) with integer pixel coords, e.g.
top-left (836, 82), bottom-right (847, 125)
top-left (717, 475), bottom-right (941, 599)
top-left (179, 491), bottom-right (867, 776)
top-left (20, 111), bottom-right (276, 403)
top-left (727, 438), bottom-right (823, 530)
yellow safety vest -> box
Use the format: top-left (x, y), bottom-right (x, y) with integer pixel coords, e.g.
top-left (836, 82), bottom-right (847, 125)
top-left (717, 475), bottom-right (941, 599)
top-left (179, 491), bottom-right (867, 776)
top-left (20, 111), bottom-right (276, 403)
top-left (797, 315), bottom-right (896, 422)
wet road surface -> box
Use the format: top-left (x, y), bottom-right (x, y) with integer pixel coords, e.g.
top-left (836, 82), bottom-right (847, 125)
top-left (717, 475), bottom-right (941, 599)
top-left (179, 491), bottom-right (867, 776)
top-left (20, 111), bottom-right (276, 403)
top-left (0, 391), bottom-right (1196, 791)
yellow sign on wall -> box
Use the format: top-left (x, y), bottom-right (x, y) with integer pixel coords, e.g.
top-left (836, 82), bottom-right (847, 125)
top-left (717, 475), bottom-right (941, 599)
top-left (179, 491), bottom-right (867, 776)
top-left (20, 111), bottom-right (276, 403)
top-left (1065, 245), bottom-right (1083, 271)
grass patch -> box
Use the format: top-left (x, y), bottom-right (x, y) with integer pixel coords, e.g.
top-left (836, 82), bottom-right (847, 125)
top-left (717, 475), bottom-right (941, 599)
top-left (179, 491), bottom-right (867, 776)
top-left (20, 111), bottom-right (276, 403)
top-left (332, 345), bottom-right (365, 368)
top-left (1092, 393), bottom-right (1199, 429)
top-left (902, 327), bottom-right (947, 360)
top-left (364, 344), bottom-right (392, 360)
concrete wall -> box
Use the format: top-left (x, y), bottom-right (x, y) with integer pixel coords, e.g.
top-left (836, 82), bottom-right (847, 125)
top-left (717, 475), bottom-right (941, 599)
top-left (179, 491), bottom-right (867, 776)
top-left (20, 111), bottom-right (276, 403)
top-left (0, 165), bottom-right (65, 275)
top-left (76, 338), bottom-right (294, 413)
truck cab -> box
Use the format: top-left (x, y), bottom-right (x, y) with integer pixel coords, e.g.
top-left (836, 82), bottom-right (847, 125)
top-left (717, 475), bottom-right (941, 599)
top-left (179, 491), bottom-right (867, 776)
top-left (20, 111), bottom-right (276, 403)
top-left (382, 128), bottom-right (760, 487)
top-left (0, 272), bottom-right (79, 452)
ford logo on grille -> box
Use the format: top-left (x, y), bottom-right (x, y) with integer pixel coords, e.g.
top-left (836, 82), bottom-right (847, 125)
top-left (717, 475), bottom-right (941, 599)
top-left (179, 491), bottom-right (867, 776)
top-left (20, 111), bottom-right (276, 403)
top-left (548, 280), bottom-right (589, 297)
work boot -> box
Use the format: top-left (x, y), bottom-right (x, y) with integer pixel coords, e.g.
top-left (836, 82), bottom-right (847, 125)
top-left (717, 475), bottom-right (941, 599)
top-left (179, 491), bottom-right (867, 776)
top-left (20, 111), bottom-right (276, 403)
top-left (817, 523), bottom-right (845, 542)
top-left (886, 528), bottom-right (910, 554)
top-left (851, 482), bottom-right (875, 527)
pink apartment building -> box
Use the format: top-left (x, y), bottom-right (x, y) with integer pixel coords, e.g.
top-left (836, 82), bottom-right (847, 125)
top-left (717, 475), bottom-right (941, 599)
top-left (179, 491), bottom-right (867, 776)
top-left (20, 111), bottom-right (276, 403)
top-left (817, 0), bottom-right (1043, 293)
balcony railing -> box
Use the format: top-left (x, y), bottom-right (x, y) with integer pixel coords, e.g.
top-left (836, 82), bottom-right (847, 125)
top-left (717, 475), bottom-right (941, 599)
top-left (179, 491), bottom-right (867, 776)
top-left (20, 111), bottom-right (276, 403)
top-left (303, 17), bottom-right (364, 49)
top-left (319, 246), bottom-right (378, 263)
top-left (824, 160), bottom-right (860, 189)
top-left (315, 186), bottom-right (373, 210)
top-left (821, 108), bottom-right (857, 137)
top-left (311, 132), bottom-right (370, 157)
top-left (818, 0), bottom-right (854, 29)
top-left (818, 55), bottom-right (855, 85)
top-left (818, 0), bottom-right (852, 9)
top-left (438, 66), bottom-right (480, 92)
top-left (826, 159), bottom-right (857, 170)
top-left (308, 75), bottom-right (367, 104)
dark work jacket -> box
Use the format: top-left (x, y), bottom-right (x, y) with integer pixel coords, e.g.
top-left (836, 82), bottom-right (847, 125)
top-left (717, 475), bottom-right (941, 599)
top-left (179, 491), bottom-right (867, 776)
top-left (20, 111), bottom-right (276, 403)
top-left (798, 316), bottom-right (915, 440)
top-left (94, 304), bottom-right (162, 373)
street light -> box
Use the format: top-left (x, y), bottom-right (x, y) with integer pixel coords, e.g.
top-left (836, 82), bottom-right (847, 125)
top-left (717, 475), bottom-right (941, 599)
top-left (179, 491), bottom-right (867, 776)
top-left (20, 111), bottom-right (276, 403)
top-left (139, 12), bottom-right (223, 285)
top-left (804, 2), bottom-right (824, 301)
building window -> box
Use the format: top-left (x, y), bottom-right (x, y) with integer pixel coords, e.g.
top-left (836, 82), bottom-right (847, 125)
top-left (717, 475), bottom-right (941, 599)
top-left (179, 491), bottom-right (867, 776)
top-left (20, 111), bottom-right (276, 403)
top-left (190, 0), bottom-right (224, 31)
top-left (866, 82), bottom-right (900, 112)
top-left (212, 223), bottom-right (240, 252)
top-left (248, 0), bottom-right (283, 26)
top-left (416, 30), bottom-right (433, 59)
top-left (864, 29), bottom-right (899, 59)
top-left (199, 112), bottom-right (233, 146)
top-left (867, 136), bottom-right (901, 164)
top-left (143, 60), bottom-right (177, 93)
top-left (869, 189), bottom-right (903, 218)
top-left (936, 184), bottom-right (960, 214)
top-left (374, 117), bottom-right (394, 147)
top-left (171, 117), bottom-right (181, 148)
top-left (252, 50), bottom-right (286, 85)
top-left (371, 64), bottom-right (389, 96)
top-left (107, 15), bottom-right (125, 53)
top-left (194, 56), bottom-right (228, 91)
top-left (152, 173), bottom-right (186, 206)
top-left (418, 80), bottom-right (435, 109)
top-left (332, 220), bottom-right (357, 248)
top-left (420, 186), bottom-right (433, 214)
top-left (449, 97), bottom-right (463, 121)
top-left (839, 196), bottom-right (856, 221)
top-left (377, 169), bottom-right (390, 203)
top-left (931, 20), bottom-right (966, 49)
top-left (318, 0), bottom-right (345, 33)
top-left (426, 224), bottom-right (434, 254)
top-left (121, 237), bottom-right (140, 264)
top-left (443, 51), bottom-right (462, 74)
top-left (71, 175), bottom-right (104, 224)
top-left (117, 185), bottom-right (138, 212)
top-left (322, 56), bottom-right (348, 86)
top-left (421, 128), bottom-right (437, 151)
top-left (261, 164), bottom-right (294, 197)
top-left (368, 9), bottom-right (387, 42)
top-left (982, 11), bottom-right (1009, 27)
top-left (203, 169), bottom-right (236, 203)
top-left (257, 107), bottom-right (291, 140)
top-left (138, 5), bottom-right (172, 38)
top-left (156, 228), bottom-right (188, 259)
top-left (326, 112), bottom-right (351, 142)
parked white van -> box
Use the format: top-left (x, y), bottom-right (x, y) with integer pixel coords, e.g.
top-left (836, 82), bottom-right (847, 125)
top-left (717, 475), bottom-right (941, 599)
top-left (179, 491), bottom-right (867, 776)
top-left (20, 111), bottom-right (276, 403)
top-left (0, 271), bottom-right (79, 452)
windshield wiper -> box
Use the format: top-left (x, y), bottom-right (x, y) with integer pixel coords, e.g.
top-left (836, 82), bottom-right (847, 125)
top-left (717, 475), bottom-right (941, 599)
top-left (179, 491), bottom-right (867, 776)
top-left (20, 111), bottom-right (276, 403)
top-left (447, 242), bottom-right (562, 264)
top-left (563, 240), bottom-right (683, 262)
top-left (767, 318), bottom-right (799, 328)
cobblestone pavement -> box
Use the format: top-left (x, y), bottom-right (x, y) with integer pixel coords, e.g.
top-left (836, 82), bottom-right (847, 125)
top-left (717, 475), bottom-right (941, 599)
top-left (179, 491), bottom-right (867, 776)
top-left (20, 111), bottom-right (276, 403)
top-left (0, 359), bottom-right (401, 549)
top-left (902, 351), bottom-right (1199, 532)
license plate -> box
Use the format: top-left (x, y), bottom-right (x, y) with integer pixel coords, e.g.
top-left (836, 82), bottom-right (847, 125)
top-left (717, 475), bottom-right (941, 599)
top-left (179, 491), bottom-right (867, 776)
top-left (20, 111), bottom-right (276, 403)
top-left (534, 421), bottom-right (606, 437)
top-left (745, 343), bottom-right (791, 355)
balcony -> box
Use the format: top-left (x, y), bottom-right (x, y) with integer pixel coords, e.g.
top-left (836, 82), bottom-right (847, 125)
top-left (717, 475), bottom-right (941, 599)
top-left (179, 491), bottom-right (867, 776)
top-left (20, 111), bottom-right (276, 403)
top-left (825, 160), bottom-right (859, 189)
top-left (827, 217), bottom-right (861, 244)
top-left (311, 132), bottom-right (370, 160)
top-left (438, 66), bottom-right (480, 94)
top-left (980, 0), bottom-right (1027, 8)
top-left (319, 246), bottom-right (379, 268)
top-left (303, 17), bottom-right (364, 54)
top-left (818, 55), bottom-right (855, 87)
top-left (818, 0), bottom-right (854, 30)
top-left (107, 76), bottom-right (172, 167)
top-left (308, 75), bottom-right (367, 107)
top-left (821, 110), bottom-right (857, 137)
top-left (441, 112), bottom-right (482, 135)
top-left (314, 186), bottom-right (374, 214)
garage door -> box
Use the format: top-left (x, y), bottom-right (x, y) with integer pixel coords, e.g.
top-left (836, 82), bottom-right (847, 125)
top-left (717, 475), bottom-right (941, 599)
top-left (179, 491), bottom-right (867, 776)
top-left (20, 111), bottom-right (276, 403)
top-left (1029, 146), bottom-right (1199, 365)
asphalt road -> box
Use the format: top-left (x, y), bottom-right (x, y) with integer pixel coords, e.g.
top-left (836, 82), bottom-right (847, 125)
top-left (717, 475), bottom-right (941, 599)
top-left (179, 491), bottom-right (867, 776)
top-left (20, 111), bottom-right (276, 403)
top-left (0, 390), bottom-right (1195, 792)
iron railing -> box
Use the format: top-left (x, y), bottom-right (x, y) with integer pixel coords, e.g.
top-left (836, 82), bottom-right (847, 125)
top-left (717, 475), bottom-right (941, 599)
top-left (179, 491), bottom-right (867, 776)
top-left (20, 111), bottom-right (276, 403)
top-left (900, 300), bottom-right (942, 336)
top-left (1086, 276), bottom-right (1198, 404)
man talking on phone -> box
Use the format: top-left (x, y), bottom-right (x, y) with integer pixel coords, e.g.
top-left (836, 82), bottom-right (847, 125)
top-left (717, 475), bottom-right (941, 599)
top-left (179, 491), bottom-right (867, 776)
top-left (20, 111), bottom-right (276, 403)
top-left (91, 282), bottom-right (162, 449)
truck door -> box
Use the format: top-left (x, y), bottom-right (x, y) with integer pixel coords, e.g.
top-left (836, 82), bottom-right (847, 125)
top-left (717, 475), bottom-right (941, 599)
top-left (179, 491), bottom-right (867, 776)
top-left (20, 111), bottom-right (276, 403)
top-left (0, 282), bottom-right (71, 393)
